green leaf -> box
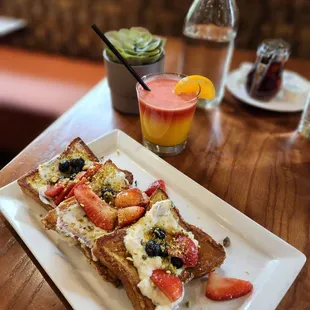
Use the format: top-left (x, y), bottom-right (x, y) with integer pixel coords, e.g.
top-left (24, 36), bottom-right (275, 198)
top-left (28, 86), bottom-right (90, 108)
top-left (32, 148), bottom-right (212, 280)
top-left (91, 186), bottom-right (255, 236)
top-left (104, 27), bottom-right (166, 65)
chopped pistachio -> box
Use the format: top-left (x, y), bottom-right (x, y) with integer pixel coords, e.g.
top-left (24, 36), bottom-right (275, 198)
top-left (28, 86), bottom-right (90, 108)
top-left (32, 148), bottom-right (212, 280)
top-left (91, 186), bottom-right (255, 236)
top-left (142, 255), bottom-right (147, 260)
top-left (83, 165), bottom-right (90, 171)
top-left (116, 150), bottom-right (120, 155)
top-left (50, 176), bottom-right (58, 183)
top-left (134, 180), bottom-right (138, 187)
top-left (185, 301), bottom-right (191, 308)
top-left (39, 214), bottom-right (43, 217)
top-left (166, 270), bottom-right (171, 274)
top-left (245, 271), bottom-right (250, 275)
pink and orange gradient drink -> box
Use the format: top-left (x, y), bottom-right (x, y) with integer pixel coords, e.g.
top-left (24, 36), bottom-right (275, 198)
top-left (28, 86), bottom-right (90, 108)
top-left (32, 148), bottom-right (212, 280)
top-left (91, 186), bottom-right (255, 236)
top-left (136, 73), bottom-right (199, 156)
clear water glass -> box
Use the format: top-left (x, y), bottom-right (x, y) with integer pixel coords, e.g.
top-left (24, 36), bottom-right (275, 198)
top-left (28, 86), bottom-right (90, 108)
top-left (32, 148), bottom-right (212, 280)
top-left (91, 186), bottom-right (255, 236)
top-left (298, 93), bottom-right (310, 139)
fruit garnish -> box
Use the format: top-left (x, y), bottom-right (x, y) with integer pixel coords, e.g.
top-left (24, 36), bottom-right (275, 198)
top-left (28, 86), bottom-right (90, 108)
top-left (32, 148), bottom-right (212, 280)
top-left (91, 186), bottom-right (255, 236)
top-left (44, 184), bottom-right (64, 198)
top-left (115, 188), bottom-right (149, 208)
top-left (54, 181), bottom-right (75, 205)
top-left (171, 257), bottom-right (183, 269)
top-left (145, 240), bottom-right (162, 257)
top-left (58, 157), bottom-right (85, 175)
top-left (74, 184), bottom-right (117, 230)
top-left (173, 75), bottom-right (216, 100)
top-left (82, 163), bottom-right (102, 179)
top-left (205, 272), bottom-right (253, 301)
top-left (168, 234), bottom-right (198, 267)
top-left (150, 269), bottom-right (183, 302)
top-left (117, 206), bottom-right (145, 227)
top-left (145, 180), bottom-right (166, 197)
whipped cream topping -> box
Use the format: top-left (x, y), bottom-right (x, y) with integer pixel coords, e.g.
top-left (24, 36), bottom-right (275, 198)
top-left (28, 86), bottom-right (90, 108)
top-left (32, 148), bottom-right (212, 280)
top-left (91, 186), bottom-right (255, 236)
top-left (55, 202), bottom-right (107, 260)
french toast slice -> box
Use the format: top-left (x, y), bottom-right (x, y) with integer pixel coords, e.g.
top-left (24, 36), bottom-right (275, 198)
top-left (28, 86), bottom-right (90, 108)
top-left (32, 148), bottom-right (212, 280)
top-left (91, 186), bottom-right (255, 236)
top-left (39, 157), bottom-right (135, 286)
top-left (41, 196), bottom-right (120, 287)
top-left (93, 189), bottom-right (226, 310)
top-left (17, 137), bottom-right (99, 211)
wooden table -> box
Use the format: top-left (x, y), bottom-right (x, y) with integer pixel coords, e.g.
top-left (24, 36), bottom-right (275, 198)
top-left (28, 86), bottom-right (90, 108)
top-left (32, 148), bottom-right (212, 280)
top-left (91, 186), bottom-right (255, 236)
top-left (0, 38), bottom-right (309, 309)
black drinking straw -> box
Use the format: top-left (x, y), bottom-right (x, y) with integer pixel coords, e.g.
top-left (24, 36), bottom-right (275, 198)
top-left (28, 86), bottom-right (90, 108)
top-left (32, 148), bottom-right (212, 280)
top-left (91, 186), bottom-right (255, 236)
top-left (91, 24), bottom-right (151, 91)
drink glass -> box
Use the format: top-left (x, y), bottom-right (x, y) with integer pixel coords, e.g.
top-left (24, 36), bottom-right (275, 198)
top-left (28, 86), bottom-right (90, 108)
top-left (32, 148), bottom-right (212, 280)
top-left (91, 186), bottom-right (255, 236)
top-left (298, 93), bottom-right (310, 139)
top-left (136, 73), bottom-right (199, 156)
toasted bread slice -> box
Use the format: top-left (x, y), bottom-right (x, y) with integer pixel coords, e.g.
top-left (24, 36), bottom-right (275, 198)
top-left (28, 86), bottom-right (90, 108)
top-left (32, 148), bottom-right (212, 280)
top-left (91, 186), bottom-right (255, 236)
top-left (41, 196), bottom-right (120, 287)
top-left (93, 189), bottom-right (226, 310)
top-left (40, 159), bottom-right (134, 287)
top-left (18, 137), bottom-right (99, 211)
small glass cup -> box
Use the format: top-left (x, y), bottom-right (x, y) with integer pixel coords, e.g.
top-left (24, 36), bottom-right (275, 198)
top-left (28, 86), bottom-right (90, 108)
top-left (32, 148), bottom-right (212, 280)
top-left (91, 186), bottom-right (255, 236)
top-left (136, 73), bottom-right (199, 156)
top-left (298, 93), bottom-right (310, 139)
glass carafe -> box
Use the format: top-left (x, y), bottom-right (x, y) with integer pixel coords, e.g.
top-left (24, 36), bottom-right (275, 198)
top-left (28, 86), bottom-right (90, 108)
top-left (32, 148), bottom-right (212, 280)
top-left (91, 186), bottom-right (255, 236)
top-left (182, 0), bottom-right (239, 109)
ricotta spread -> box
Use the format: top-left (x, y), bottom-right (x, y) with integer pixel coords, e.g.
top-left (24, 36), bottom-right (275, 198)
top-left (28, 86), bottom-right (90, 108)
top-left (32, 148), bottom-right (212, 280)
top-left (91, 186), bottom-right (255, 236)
top-left (55, 202), bottom-right (107, 260)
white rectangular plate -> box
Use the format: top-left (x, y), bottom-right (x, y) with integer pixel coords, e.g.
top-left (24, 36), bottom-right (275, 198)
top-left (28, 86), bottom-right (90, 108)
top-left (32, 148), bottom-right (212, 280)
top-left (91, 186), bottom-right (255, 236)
top-left (0, 130), bottom-right (306, 310)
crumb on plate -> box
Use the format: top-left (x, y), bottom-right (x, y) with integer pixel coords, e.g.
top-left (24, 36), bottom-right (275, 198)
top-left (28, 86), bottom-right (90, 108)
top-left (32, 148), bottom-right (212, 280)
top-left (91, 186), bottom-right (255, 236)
top-left (223, 236), bottom-right (231, 247)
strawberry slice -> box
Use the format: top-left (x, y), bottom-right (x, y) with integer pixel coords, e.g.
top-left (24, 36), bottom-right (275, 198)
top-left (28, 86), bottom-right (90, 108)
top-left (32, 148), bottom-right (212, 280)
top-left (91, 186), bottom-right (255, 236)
top-left (150, 269), bottom-right (183, 302)
top-left (83, 163), bottom-right (102, 179)
top-left (45, 184), bottom-right (64, 198)
top-left (74, 184), bottom-right (117, 230)
top-left (205, 273), bottom-right (253, 301)
top-left (54, 181), bottom-right (75, 205)
top-left (67, 163), bottom-right (102, 198)
top-left (117, 206), bottom-right (145, 227)
top-left (168, 234), bottom-right (198, 267)
top-left (145, 180), bottom-right (166, 197)
top-left (67, 177), bottom-right (87, 198)
top-left (115, 188), bottom-right (149, 209)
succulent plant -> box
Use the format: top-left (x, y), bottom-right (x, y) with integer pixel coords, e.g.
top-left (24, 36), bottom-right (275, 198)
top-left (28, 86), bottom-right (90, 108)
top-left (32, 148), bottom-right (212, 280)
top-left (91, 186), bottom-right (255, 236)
top-left (104, 27), bottom-right (166, 66)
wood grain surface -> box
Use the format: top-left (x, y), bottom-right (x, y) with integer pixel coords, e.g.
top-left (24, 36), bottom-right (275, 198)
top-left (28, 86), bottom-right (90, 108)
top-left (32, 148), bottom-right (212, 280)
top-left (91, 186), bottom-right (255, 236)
top-left (0, 38), bottom-right (309, 309)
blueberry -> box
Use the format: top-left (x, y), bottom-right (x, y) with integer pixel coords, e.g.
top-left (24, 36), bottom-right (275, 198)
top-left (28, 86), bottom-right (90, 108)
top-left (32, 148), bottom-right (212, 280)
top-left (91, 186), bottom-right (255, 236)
top-left (59, 160), bottom-right (70, 173)
top-left (101, 188), bottom-right (115, 196)
top-left (70, 157), bottom-right (85, 173)
top-left (101, 188), bottom-right (115, 203)
top-left (171, 257), bottom-right (183, 269)
top-left (145, 240), bottom-right (162, 257)
top-left (153, 227), bottom-right (166, 240)
top-left (70, 157), bottom-right (85, 169)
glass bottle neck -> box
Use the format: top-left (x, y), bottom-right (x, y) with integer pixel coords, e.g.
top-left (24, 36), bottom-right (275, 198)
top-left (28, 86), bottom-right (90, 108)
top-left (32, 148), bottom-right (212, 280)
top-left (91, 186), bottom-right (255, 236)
top-left (184, 0), bottom-right (238, 41)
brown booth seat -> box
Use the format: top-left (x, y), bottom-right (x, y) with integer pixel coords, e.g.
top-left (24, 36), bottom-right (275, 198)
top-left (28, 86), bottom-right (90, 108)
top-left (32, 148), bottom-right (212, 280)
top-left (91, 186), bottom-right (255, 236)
top-left (0, 46), bottom-right (104, 161)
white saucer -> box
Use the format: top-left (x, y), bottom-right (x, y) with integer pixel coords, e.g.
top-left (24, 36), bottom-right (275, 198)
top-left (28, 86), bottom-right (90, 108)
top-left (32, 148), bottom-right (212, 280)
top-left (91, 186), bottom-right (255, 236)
top-left (226, 62), bottom-right (309, 112)
top-left (0, 16), bottom-right (26, 37)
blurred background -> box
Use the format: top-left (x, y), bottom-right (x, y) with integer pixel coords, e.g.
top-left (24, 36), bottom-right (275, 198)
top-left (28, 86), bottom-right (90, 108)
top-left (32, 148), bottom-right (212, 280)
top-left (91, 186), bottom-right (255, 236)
top-left (1, 0), bottom-right (310, 167)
